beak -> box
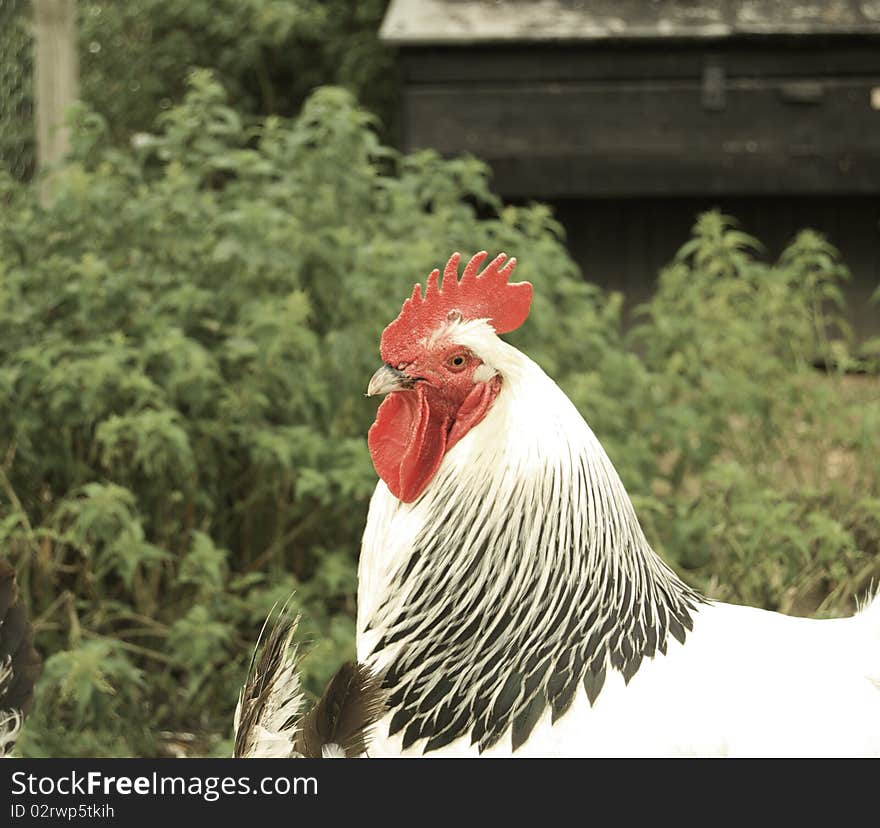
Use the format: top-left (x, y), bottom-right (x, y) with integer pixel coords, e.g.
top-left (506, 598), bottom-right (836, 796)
top-left (367, 364), bottom-right (416, 397)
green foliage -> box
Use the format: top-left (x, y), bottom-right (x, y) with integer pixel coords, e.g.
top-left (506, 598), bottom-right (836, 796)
top-left (566, 212), bottom-right (880, 616)
top-left (2, 1), bottom-right (395, 180)
top-left (0, 0), bottom-right (34, 179)
top-left (1, 74), bottom-right (877, 757)
top-left (78, 0), bottom-right (396, 144)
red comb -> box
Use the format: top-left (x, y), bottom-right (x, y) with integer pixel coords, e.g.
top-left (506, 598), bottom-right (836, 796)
top-left (380, 252), bottom-right (533, 364)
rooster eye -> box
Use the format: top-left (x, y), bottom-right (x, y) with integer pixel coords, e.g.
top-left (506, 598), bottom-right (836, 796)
top-left (447, 353), bottom-right (468, 372)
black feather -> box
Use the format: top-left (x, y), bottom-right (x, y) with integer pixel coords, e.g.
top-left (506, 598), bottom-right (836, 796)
top-left (295, 661), bottom-right (385, 758)
top-left (424, 704), bottom-right (470, 751)
top-left (622, 652), bottom-right (642, 685)
top-left (511, 695), bottom-right (545, 752)
top-left (388, 705), bottom-right (414, 738)
top-left (491, 672), bottom-right (522, 722)
top-left (669, 616), bottom-right (686, 646)
top-left (549, 673), bottom-right (580, 723)
top-left (401, 720), bottom-right (424, 751)
top-left (583, 666), bottom-right (606, 707)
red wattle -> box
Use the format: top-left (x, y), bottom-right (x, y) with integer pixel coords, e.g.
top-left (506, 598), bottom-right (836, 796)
top-left (368, 377), bottom-right (501, 503)
top-left (447, 379), bottom-right (501, 451)
top-left (368, 386), bottom-right (449, 503)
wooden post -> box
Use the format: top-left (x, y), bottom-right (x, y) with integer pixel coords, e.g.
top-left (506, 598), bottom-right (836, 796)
top-left (33, 0), bottom-right (79, 200)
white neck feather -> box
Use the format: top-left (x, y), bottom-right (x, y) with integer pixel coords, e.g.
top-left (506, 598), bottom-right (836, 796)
top-left (357, 336), bottom-right (702, 753)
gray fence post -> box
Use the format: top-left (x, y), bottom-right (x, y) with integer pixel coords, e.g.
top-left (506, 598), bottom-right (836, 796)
top-left (33, 0), bottom-right (79, 201)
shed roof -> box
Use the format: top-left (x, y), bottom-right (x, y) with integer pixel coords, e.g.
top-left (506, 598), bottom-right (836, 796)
top-left (380, 0), bottom-right (880, 45)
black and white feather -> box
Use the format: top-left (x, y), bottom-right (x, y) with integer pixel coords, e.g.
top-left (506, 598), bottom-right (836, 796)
top-left (234, 611), bottom-right (307, 758)
top-left (0, 559), bottom-right (41, 758)
top-left (294, 660), bottom-right (385, 758)
top-left (368, 413), bottom-right (702, 753)
top-left (234, 610), bottom-right (384, 759)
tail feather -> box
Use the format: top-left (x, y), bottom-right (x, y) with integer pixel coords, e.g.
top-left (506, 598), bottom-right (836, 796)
top-left (0, 559), bottom-right (41, 757)
top-left (294, 660), bottom-right (384, 758)
top-left (234, 611), bottom-right (306, 759)
top-left (234, 608), bottom-right (384, 759)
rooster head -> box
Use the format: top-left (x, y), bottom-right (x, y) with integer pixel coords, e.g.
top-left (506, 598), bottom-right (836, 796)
top-left (366, 251), bottom-right (533, 502)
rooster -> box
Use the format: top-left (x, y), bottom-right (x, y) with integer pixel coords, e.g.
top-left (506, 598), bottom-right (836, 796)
top-left (353, 250), bottom-right (880, 757)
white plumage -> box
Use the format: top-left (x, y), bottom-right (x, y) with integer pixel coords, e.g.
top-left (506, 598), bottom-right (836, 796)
top-left (357, 317), bottom-right (880, 757)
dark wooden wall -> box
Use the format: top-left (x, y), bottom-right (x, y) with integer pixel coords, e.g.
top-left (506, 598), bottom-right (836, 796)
top-left (398, 40), bottom-right (880, 338)
top-left (551, 195), bottom-right (879, 340)
top-left (401, 41), bottom-right (880, 198)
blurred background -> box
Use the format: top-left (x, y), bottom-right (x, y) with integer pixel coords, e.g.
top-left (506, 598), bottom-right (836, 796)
top-left (0, 0), bottom-right (878, 757)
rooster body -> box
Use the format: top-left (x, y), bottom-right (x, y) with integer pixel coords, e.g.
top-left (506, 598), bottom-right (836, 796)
top-left (356, 253), bottom-right (880, 758)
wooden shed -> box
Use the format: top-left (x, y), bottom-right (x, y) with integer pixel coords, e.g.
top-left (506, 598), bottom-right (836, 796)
top-left (380, 0), bottom-right (880, 338)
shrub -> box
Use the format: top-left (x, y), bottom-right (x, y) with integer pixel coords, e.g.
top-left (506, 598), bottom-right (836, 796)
top-left (580, 213), bottom-right (880, 615)
top-left (78, 0), bottom-right (396, 135)
top-left (0, 0), bottom-right (34, 179)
